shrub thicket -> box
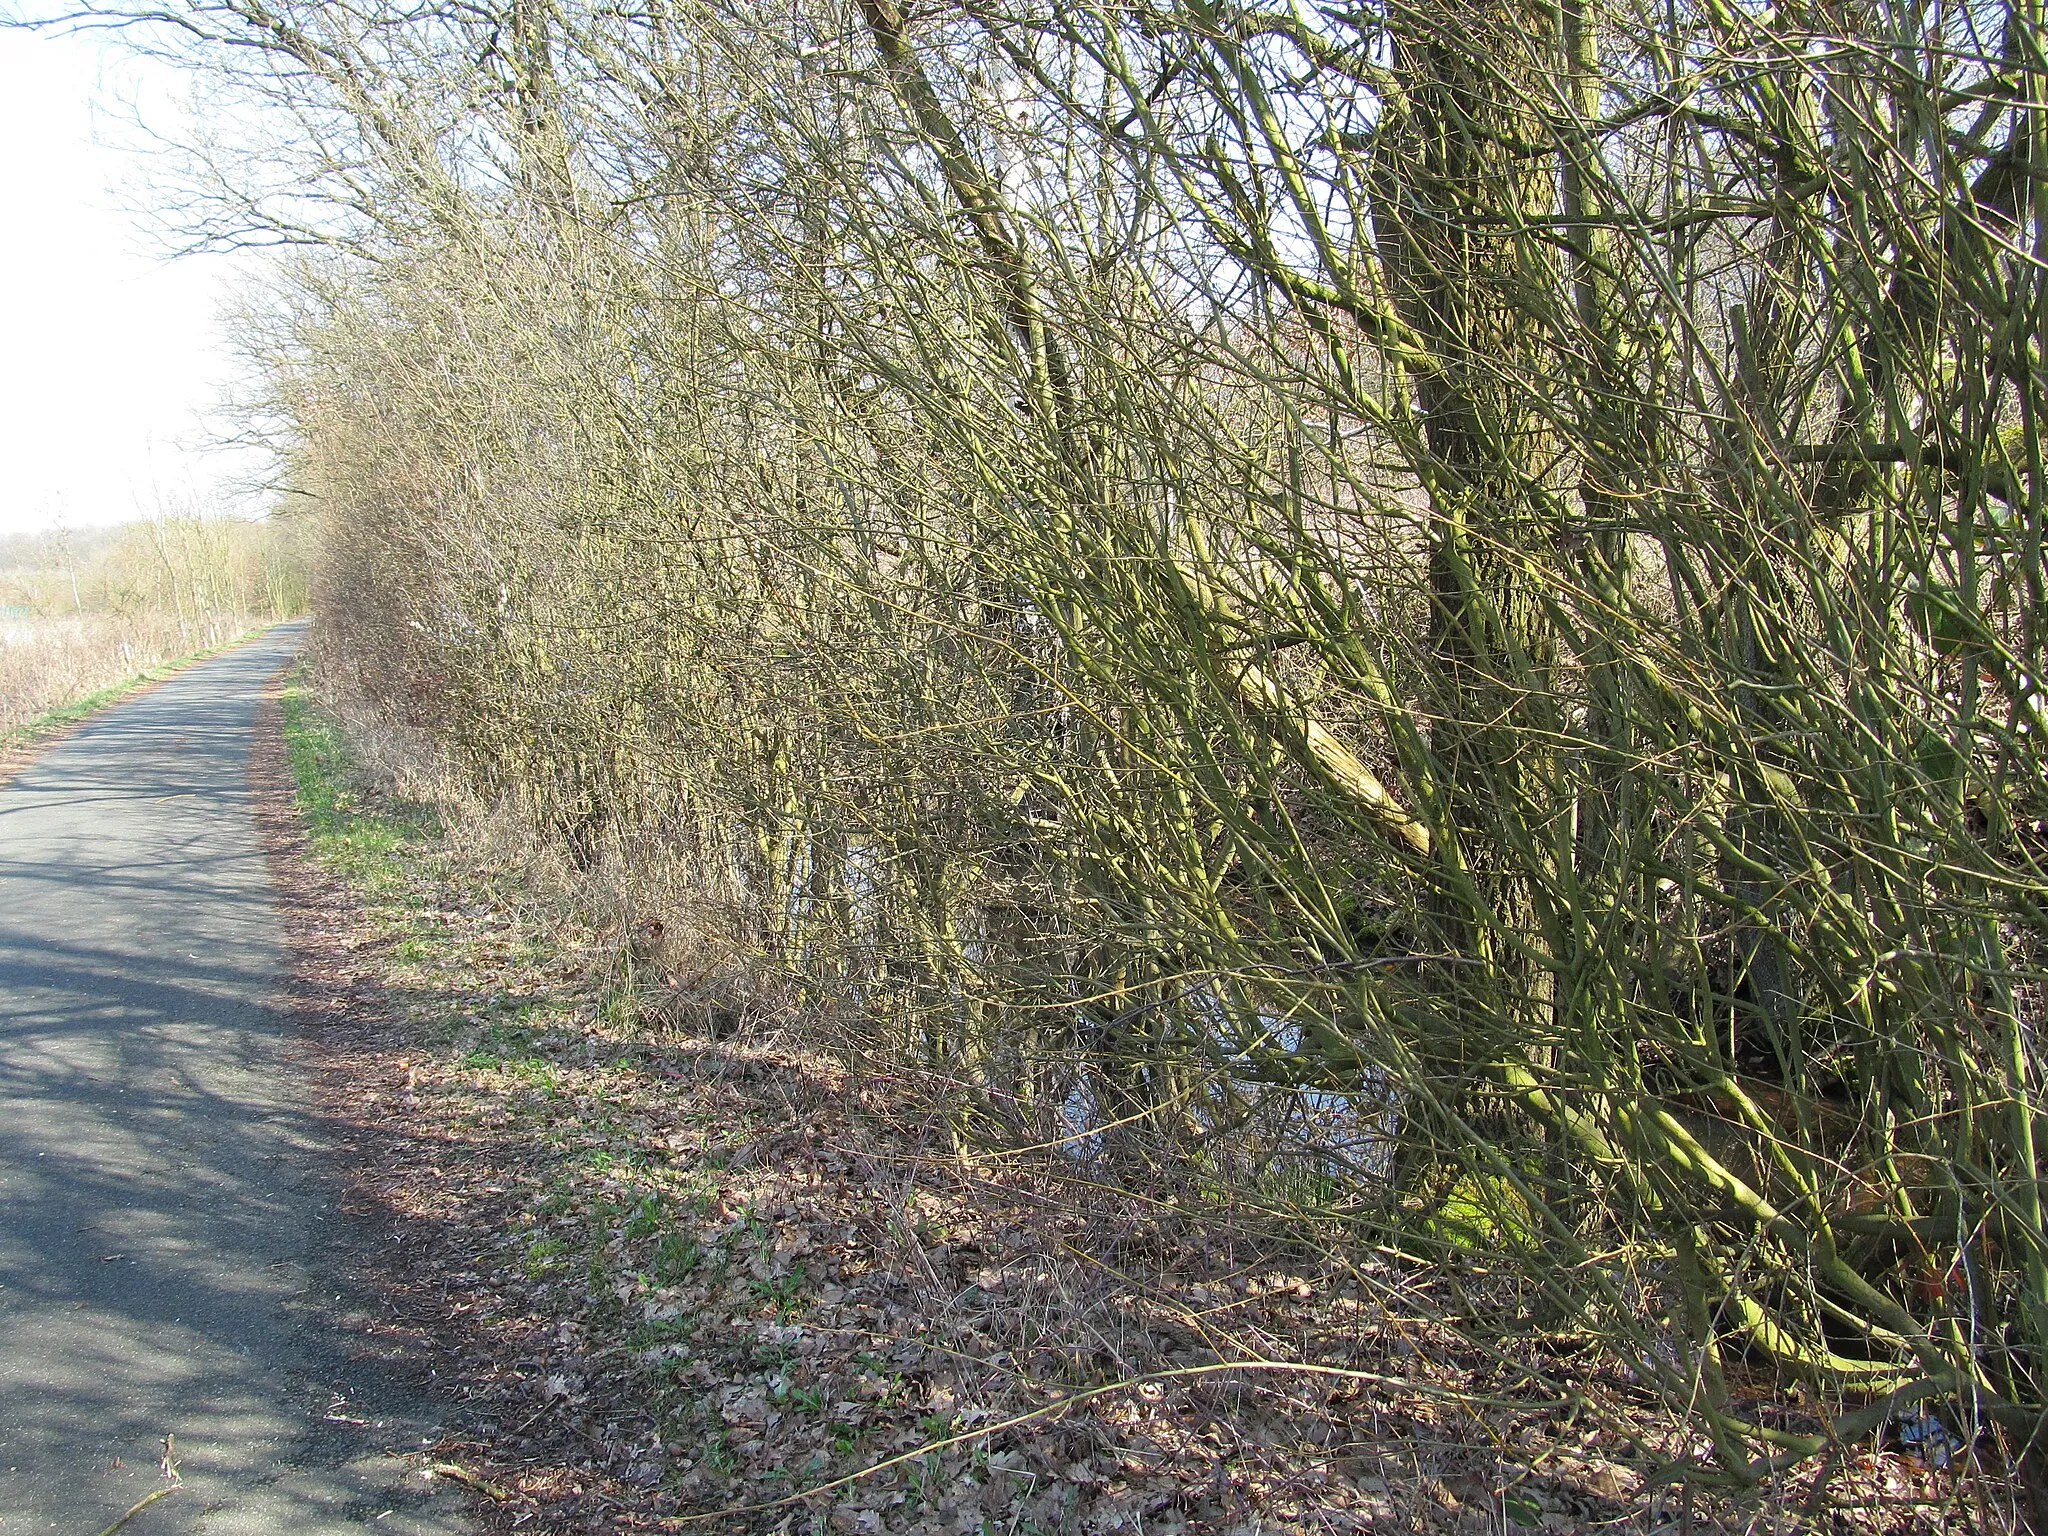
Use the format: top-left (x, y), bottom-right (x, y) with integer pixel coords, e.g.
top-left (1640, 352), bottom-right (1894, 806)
top-left (51, 0), bottom-right (2048, 1485)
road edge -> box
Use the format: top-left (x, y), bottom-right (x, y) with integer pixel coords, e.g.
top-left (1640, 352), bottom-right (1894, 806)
top-left (247, 658), bottom-right (484, 1534)
top-left (0, 622), bottom-right (298, 793)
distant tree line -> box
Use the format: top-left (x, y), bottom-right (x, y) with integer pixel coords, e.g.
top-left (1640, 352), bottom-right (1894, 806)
top-left (0, 513), bottom-right (310, 636)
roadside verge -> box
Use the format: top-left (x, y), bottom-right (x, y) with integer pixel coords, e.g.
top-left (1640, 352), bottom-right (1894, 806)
top-left (248, 667), bottom-right (1956, 1536)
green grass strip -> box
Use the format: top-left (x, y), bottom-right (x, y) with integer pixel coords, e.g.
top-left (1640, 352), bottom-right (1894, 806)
top-left (278, 666), bottom-right (439, 894)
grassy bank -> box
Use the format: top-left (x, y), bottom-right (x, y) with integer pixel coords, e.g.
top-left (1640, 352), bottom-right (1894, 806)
top-left (280, 668), bottom-right (439, 896)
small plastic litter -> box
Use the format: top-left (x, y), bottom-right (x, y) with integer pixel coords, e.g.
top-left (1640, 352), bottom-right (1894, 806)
top-left (1895, 1407), bottom-right (1962, 1469)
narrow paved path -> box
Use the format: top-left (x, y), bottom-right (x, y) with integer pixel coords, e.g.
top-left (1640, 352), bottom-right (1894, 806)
top-left (0, 626), bottom-right (467, 1534)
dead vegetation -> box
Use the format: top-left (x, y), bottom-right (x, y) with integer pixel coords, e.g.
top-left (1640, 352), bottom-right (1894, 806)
top-left (0, 613), bottom-right (220, 733)
top-left (258, 677), bottom-right (1996, 1534)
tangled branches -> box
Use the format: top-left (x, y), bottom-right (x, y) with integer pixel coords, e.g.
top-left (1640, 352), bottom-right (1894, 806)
top-left (34, 0), bottom-right (2048, 1489)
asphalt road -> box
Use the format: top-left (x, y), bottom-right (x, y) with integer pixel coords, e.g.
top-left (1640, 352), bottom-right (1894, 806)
top-left (0, 625), bottom-right (467, 1534)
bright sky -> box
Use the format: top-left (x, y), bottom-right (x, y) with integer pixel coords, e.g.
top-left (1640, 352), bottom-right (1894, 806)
top-left (0, 26), bottom-right (270, 536)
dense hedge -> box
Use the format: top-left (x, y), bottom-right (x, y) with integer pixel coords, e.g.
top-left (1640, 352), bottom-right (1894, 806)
top-left (73, 0), bottom-right (2048, 1481)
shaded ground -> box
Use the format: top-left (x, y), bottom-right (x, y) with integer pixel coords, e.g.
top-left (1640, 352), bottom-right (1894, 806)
top-left (248, 680), bottom-right (2001, 1535)
top-left (0, 624), bottom-right (467, 1535)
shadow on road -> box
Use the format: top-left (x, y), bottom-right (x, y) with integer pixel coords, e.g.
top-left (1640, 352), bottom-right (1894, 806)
top-left (0, 625), bottom-right (467, 1535)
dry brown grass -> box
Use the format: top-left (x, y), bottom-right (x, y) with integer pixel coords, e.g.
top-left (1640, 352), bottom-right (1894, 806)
top-left (0, 611), bottom-right (256, 734)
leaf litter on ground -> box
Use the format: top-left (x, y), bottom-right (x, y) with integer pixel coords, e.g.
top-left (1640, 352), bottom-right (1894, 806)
top-left (251, 679), bottom-right (1988, 1536)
